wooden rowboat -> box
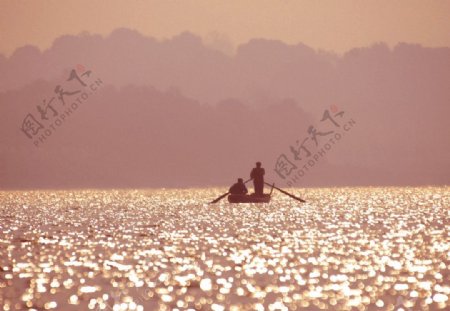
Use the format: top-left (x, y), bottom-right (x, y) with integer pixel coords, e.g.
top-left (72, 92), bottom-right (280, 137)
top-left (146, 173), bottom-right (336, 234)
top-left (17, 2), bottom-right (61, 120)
top-left (227, 183), bottom-right (275, 203)
top-left (210, 181), bottom-right (305, 204)
top-left (227, 193), bottom-right (271, 203)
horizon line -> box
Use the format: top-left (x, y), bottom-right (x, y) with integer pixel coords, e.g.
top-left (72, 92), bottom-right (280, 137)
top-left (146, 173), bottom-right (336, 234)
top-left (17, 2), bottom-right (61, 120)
top-left (2, 27), bottom-right (450, 59)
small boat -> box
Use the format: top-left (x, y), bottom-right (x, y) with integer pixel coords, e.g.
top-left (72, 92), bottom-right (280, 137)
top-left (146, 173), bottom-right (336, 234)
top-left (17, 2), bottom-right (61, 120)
top-left (210, 181), bottom-right (305, 204)
top-left (227, 183), bottom-right (275, 203)
top-left (227, 193), bottom-right (271, 203)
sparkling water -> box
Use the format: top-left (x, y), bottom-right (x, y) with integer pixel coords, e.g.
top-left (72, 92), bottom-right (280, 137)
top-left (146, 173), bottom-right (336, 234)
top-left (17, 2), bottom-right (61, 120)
top-left (0, 187), bottom-right (449, 310)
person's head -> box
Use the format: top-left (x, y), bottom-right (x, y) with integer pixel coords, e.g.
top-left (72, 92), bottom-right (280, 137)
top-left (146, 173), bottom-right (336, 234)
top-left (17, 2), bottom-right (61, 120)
top-left (256, 162), bottom-right (261, 167)
top-left (238, 178), bottom-right (243, 183)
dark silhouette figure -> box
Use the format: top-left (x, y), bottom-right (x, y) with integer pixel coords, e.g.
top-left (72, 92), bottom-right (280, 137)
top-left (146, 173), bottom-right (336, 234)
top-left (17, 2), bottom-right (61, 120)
top-left (229, 178), bottom-right (248, 195)
top-left (250, 162), bottom-right (265, 195)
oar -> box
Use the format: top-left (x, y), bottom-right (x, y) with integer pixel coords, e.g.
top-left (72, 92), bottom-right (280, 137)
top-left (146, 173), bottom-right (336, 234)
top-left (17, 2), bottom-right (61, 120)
top-left (264, 182), bottom-right (306, 203)
top-left (210, 179), bottom-right (252, 204)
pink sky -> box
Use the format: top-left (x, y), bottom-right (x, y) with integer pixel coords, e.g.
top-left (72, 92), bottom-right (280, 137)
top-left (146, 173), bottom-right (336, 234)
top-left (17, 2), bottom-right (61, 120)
top-left (1, 0), bottom-right (450, 56)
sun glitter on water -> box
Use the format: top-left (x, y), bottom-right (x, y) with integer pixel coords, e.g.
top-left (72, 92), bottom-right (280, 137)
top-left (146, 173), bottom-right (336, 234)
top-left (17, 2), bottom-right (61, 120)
top-left (0, 187), bottom-right (449, 310)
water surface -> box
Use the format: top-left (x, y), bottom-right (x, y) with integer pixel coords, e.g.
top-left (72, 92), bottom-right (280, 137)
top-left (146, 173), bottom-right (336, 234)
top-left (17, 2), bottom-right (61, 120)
top-left (0, 187), bottom-right (449, 310)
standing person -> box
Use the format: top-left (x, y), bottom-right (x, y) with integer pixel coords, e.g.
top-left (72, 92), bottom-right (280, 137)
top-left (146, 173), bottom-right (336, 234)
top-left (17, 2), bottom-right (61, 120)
top-left (250, 162), bottom-right (265, 195)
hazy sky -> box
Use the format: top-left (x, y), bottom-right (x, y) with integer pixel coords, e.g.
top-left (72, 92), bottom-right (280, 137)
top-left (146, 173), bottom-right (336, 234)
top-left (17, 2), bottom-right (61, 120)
top-left (1, 0), bottom-right (450, 56)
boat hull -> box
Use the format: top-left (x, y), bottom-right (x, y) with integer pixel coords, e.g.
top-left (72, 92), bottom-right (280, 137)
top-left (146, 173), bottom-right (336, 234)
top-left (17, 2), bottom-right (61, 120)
top-left (227, 194), bottom-right (271, 203)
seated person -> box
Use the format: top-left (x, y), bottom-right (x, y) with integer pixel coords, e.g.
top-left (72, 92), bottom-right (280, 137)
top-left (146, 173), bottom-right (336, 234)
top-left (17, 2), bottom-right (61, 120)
top-left (229, 178), bottom-right (248, 195)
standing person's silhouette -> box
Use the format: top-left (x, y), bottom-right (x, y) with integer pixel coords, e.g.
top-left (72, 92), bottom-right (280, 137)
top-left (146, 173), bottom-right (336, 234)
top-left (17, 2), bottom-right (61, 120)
top-left (250, 162), bottom-right (265, 196)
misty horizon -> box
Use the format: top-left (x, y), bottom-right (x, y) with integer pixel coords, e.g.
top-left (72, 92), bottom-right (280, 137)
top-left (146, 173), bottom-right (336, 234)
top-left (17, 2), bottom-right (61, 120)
top-left (1, 28), bottom-right (449, 189)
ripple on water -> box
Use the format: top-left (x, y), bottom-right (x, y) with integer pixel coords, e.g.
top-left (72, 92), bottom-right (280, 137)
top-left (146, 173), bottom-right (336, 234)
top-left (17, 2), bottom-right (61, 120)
top-left (0, 187), bottom-right (449, 310)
